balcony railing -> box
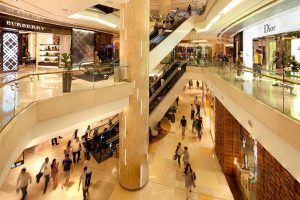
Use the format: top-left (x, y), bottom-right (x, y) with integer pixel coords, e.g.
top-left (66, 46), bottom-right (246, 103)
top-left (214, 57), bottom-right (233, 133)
top-left (0, 64), bottom-right (127, 132)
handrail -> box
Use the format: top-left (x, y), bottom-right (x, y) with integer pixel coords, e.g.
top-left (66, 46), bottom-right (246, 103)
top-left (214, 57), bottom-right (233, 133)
top-left (0, 69), bottom-right (88, 88)
top-left (226, 64), bottom-right (300, 85)
top-left (150, 67), bottom-right (179, 103)
top-left (150, 60), bottom-right (177, 88)
top-left (89, 114), bottom-right (119, 134)
top-left (150, 62), bottom-right (186, 103)
top-left (150, 17), bottom-right (188, 51)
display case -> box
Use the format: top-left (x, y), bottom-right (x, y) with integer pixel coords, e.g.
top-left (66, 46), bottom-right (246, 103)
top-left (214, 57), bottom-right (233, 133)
top-left (38, 44), bottom-right (60, 66)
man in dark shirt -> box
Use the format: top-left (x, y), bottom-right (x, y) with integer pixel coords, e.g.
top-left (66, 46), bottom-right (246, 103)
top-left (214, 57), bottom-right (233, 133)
top-left (179, 115), bottom-right (187, 140)
top-left (62, 154), bottom-right (72, 189)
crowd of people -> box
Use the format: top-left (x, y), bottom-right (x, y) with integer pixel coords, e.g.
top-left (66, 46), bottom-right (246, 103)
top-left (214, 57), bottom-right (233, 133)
top-left (150, 5), bottom-right (195, 40)
top-left (15, 124), bottom-right (107, 200)
top-left (173, 80), bottom-right (205, 199)
top-left (214, 52), bottom-right (231, 66)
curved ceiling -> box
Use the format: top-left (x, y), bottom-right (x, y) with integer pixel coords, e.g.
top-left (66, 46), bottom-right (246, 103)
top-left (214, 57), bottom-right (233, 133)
top-left (0, 0), bottom-right (125, 33)
top-left (185, 0), bottom-right (283, 43)
top-left (150, 0), bottom-right (207, 10)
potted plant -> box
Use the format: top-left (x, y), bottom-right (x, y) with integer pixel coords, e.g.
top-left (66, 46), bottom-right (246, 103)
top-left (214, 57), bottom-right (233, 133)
top-left (61, 53), bottom-right (73, 93)
top-left (168, 105), bottom-right (177, 123)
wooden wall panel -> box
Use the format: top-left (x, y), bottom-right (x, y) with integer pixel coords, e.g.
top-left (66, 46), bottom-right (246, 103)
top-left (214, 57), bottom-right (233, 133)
top-left (215, 98), bottom-right (300, 199)
top-left (257, 142), bottom-right (300, 200)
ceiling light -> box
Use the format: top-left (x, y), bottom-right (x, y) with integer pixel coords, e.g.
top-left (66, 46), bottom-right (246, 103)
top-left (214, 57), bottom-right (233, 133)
top-left (197, 0), bottom-right (242, 32)
top-left (219, 0), bottom-right (242, 15)
top-left (191, 39), bottom-right (208, 43)
top-left (210, 15), bottom-right (222, 24)
top-left (69, 13), bottom-right (118, 29)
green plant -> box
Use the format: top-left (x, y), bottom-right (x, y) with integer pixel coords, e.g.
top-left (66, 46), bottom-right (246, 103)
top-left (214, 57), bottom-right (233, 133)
top-left (169, 105), bottom-right (177, 113)
top-left (61, 53), bottom-right (73, 71)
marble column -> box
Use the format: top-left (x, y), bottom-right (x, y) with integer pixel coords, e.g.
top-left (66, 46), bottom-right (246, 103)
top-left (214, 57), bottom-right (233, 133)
top-left (159, 0), bottom-right (171, 18)
top-left (119, 0), bottom-right (150, 190)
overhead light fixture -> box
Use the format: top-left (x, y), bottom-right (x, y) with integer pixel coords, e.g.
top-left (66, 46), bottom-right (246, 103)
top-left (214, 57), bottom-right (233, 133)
top-left (69, 13), bottom-right (118, 29)
top-left (219, 0), bottom-right (242, 15)
top-left (191, 39), bottom-right (208, 43)
top-left (197, 0), bottom-right (242, 33)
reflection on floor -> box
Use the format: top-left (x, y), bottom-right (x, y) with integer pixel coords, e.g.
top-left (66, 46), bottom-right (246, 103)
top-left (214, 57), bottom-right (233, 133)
top-left (0, 81), bottom-right (233, 200)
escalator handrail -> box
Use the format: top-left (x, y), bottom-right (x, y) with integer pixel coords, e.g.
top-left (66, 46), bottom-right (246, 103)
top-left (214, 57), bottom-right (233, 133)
top-left (149, 63), bottom-right (186, 114)
top-left (150, 60), bottom-right (178, 89)
top-left (150, 62), bottom-right (186, 103)
top-left (150, 17), bottom-right (188, 51)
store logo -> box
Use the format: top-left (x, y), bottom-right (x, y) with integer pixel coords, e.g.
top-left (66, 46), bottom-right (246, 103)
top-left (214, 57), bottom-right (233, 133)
top-left (6, 20), bottom-right (45, 31)
top-left (264, 24), bottom-right (276, 33)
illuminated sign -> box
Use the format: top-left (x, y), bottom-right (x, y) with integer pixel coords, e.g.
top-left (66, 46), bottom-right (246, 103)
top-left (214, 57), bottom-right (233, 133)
top-left (5, 20), bottom-right (46, 31)
top-left (11, 160), bottom-right (24, 169)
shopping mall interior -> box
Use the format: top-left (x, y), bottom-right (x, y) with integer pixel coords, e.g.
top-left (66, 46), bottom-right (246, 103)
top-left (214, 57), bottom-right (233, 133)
top-left (0, 0), bottom-right (300, 199)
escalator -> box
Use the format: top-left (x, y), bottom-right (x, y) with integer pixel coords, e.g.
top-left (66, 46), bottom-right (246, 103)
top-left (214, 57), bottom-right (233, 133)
top-left (149, 62), bottom-right (187, 113)
top-left (83, 115), bottom-right (119, 163)
top-left (149, 16), bottom-right (198, 72)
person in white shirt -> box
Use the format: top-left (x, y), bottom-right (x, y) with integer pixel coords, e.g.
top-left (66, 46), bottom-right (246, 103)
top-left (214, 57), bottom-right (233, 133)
top-left (40, 157), bottom-right (51, 194)
top-left (83, 158), bottom-right (92, 188)
top-left (72, 137), bottom-right (82, 164)
top-left (16, 168), bottom-right (32, 200)
top-left (78, 167), bottom-right (89, 199)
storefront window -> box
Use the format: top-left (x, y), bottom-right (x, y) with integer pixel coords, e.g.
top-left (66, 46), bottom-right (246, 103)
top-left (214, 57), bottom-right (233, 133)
top-left (174, 43), bottom-right (212, 65)
top-left (253, 31), bottom-right (300, 74)
top-left (238, 129), bottom-right (257, 200)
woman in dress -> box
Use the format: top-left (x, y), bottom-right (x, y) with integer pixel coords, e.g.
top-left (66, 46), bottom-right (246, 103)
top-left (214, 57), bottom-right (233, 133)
top-left (51, 159), bottom-right (59, 188)
top-left (185, 163), bottom-right (196, 199)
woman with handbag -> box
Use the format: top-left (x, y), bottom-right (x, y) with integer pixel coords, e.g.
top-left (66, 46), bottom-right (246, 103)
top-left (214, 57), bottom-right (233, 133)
top-left (173, 142), bottom-right (183, 167)
top-left (185, 163), bottom-right (196, 199)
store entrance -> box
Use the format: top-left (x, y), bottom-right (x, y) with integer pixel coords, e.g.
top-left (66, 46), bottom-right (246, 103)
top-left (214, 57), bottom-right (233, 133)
top-left (17, 31), bottom-right (71, 69)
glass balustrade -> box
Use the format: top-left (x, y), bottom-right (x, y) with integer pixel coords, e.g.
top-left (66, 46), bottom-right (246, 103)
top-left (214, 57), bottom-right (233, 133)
top-left (0, 65), bottom-right (128, 131)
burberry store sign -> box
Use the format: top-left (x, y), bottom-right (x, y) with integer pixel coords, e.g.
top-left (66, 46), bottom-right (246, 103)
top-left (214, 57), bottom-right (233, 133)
top-left (1, 19), bottom-right (50, 32)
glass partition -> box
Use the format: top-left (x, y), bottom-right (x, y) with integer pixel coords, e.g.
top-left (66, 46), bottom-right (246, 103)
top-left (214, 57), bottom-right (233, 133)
top-left (0, 65), bottom-right (126, 131)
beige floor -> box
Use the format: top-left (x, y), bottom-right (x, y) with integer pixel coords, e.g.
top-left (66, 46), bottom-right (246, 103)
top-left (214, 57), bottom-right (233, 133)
top-left (0, 86), bottom-right (233, 200)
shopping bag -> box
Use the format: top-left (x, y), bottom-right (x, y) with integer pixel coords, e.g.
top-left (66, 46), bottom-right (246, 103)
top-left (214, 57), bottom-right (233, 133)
top-left (36, 172), bottom-right (43, 183)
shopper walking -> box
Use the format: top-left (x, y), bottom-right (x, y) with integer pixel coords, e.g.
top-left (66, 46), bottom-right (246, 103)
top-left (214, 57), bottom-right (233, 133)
top-left (176, 96), bottom-right (179, 107)
top-left (40, 157), bottom-right (51, 194)
top-left (16, 168), bottom-right (32, 200)
top-left (72, 137), bottom-right (82, 164)
top-left (64, 140), bottom-right (73, 156)
top-left (187, 4), bottom-right (192, 16)
top-left (196, 104), bottom-right (201, 115)
top-left (174, 142), bottom-right (183, 167)
top-left (197, 116), bottom-right (203, 139)
top-left (190, 104), bottom-right (195, 120)
top-left (62, 154), bottom-right (73, 189)
top-left (83, 157), bottom-right (92, 188)
top-left (179, 116), bottom-right (187, 140)
top-left (51, 137), bottom-right (59, 145)
top-left (51, 158), bottom-right (59, 189)
top-left (194, 96), bottom-right (199, 107)
top-left (185, 163), bottom-right (196, 199)
top-left (78, 167), bottom-right (89, 200)
top-left (183, 147), bottom-right (190, 174)
top-left (196, 80), bottom-right (200, 89)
